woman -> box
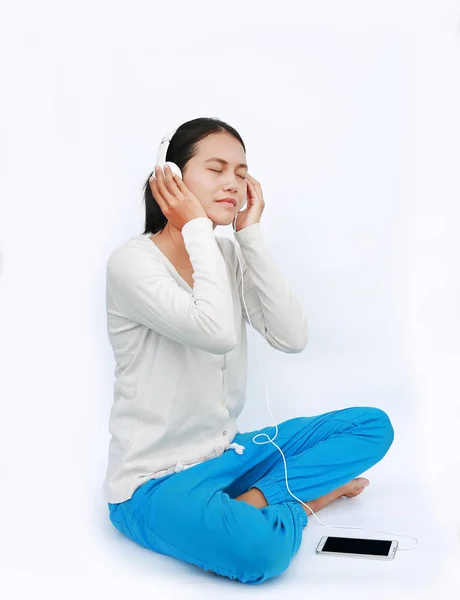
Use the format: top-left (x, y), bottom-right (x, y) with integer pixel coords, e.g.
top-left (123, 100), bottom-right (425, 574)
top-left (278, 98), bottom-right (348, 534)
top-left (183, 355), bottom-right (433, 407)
top-left (103, 117), bottom-right (394, 584)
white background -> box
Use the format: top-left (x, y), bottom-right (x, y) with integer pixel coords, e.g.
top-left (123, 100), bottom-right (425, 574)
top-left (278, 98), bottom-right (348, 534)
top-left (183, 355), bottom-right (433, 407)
top-left (1, 0), bottom-right (459, 598)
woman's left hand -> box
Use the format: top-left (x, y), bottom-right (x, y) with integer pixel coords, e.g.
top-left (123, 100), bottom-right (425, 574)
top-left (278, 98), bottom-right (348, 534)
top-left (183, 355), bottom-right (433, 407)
top-left (234, 173), bottom-right (265, 232)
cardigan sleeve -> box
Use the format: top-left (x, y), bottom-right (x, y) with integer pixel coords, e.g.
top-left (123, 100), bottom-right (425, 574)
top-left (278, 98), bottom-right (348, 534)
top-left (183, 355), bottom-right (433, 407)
top-left (233, 223), bottom-right (308, 353)
top-left (106, 218), bottom-right (237, 354)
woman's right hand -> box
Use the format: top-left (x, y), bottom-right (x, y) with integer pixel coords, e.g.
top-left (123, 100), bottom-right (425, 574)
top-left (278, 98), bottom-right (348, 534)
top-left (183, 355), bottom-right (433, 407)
top-left (149, 165), bottom-right (208, 231)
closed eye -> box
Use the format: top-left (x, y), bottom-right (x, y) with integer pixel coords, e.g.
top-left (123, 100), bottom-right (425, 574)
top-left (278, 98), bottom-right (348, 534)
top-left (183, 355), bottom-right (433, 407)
top-left (210, 169), bottom-right (246, 179)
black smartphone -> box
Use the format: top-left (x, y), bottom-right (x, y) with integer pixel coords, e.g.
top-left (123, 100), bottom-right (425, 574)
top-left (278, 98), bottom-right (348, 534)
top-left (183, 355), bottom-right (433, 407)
top-left (316, 536), bottom-right (398, 560)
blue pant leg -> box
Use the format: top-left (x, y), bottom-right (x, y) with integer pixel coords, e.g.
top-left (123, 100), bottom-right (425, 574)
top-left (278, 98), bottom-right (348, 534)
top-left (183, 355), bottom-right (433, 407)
top-left (108, 473), bottom-right (176, 552)
top-left (251, 406), bottom-right (394, 508)
top-left (108, 446), bottom-right (307, 585)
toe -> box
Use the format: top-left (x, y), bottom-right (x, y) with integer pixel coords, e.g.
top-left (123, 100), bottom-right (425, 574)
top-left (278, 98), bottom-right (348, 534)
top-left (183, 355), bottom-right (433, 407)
top-left (355, 477), bottom-right (370, 487)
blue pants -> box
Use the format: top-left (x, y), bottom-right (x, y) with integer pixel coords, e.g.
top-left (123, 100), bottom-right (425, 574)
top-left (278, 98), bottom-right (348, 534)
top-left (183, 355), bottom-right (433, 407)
top-left (108, 406), bottom-right (394, 584)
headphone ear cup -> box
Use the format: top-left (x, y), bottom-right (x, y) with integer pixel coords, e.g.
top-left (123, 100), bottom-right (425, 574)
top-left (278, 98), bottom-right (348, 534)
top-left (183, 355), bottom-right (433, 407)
top-left (163, 161), bottom-right (182, 179)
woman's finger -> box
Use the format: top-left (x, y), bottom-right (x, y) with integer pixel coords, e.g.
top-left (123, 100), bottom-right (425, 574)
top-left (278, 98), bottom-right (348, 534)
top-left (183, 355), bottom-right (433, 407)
top-left (162, 165), bottom-right (177, 195)
top-left (149, 177), bottom-right (167, 211)
top-left (155, 166), bottom-right (175, 204)
top-left (171, 172), bottom-right (187, 195)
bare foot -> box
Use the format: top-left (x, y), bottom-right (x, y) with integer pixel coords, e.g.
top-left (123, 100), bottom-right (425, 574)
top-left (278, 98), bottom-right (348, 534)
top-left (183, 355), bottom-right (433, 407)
top-left (339, 477), bottom-right (370, 498)
top-left (301, 477), bottom-right (370, 516)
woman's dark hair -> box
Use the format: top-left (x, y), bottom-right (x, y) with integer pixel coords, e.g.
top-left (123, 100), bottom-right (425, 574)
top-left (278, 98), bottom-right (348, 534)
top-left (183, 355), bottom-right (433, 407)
top-left (142, 117), bottom-right (246, 235)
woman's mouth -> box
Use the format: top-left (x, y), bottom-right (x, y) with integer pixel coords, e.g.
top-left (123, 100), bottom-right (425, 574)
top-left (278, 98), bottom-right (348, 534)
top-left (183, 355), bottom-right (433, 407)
top-left (217, 201), bottom-right (235, 206)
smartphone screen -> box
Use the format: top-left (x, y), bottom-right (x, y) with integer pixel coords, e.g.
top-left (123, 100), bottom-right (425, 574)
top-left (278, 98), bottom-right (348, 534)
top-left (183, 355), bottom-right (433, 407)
top-left (322, 536), bottom-right (393, 556)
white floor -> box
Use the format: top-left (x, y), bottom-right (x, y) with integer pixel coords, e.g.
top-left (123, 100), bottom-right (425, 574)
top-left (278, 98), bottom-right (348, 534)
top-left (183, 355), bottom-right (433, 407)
top-left (5, 413), bottom-right (459, 600)
top-left (96, 423), bottom-right (460, 598)
top-left (97, 424), bottom-right (460, 598)
top-left (95, 478), bottom-right (460, 600)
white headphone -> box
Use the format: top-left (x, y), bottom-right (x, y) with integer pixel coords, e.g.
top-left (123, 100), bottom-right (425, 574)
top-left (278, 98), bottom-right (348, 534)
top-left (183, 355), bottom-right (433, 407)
top-left (155, 129), bottom-right (247, 233)
top-left (154, 127), bottom-right (418, 552)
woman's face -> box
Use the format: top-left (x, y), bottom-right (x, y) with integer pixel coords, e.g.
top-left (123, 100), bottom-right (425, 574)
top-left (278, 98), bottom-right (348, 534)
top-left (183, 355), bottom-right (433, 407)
top-left (182, 132), bottom-right (248, 228)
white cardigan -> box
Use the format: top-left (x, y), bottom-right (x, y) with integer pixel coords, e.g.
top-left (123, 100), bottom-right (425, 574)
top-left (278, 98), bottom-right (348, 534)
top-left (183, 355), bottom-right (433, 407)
top-left (102, 217), bottom-right (308, 504)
